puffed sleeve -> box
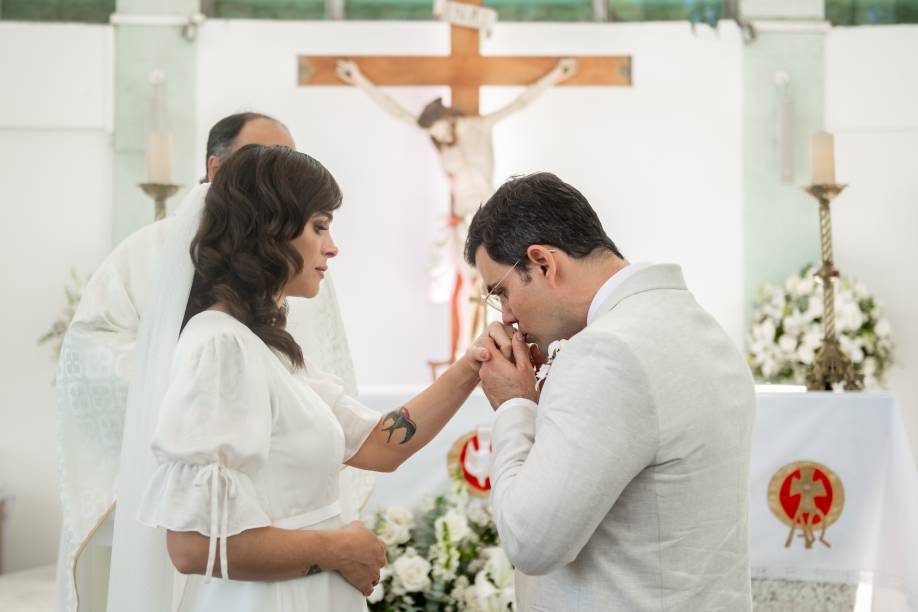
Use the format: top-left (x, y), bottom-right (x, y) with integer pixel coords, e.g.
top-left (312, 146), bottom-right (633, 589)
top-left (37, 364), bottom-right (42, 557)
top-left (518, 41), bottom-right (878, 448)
top-left (300, 361), bottom-right (380, 461)
top-left (137, 330), bottom-right (273, 580)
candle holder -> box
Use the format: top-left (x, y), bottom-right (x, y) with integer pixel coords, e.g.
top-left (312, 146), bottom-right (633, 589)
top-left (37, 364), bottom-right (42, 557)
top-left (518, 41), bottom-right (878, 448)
top-left (139, 182), bottom-right (181, 221)
top-left (802, 183), bottom-right (864, 391)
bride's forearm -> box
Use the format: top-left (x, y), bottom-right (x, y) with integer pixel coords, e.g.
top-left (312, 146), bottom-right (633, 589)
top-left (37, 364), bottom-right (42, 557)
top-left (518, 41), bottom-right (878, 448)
top-left (347, 360), bottom-right (479, 472)
top-left (167, 526), bottom-right (331, 581)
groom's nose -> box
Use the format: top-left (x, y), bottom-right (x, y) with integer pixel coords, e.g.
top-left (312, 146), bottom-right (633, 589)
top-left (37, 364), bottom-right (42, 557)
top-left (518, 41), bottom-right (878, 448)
top-left (501, 307), bottom-right (517, 326)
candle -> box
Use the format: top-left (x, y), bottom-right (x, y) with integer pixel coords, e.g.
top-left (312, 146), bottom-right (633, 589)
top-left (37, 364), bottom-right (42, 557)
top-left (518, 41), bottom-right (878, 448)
top-left (147, 130), bottom-right (173, 184)
top-left (811, 131), bottom-right (835, 185)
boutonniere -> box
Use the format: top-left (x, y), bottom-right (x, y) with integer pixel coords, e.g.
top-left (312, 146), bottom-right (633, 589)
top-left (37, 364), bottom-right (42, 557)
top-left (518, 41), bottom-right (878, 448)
top-left (534, 339), bottom-right (567, 391)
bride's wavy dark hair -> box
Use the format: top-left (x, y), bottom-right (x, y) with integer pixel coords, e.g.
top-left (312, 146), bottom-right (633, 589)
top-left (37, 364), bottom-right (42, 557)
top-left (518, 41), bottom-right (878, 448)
top-left (183, 144), bottom-right (342, 368)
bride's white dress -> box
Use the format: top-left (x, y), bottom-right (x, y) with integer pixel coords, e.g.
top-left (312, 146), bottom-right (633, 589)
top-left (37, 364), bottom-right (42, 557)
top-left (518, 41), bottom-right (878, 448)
top-left (137, 310), bottom-right (379, 611)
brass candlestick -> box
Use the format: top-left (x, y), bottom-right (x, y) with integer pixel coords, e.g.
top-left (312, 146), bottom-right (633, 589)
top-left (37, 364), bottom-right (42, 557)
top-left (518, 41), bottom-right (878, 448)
top-left (802, 183), bottom-right (864, 391)
top-left (139, 182), bottom-right (181, 221)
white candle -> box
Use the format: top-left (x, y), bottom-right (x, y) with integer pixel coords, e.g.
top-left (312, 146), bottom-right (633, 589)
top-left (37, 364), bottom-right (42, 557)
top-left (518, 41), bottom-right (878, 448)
top-left (147, 130), bottom-right (173, 184)
top-left (811, 131), bottom-right (835, 185)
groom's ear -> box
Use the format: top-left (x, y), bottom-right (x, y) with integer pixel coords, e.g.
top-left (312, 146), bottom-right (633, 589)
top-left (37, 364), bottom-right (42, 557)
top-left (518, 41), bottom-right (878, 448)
top-left (526, 245), bottom-right (559, 285)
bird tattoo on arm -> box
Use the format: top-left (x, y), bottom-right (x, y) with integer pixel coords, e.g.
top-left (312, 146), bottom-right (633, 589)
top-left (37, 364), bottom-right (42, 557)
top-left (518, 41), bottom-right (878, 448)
top-left (381, 407), bottom-right (417, 444)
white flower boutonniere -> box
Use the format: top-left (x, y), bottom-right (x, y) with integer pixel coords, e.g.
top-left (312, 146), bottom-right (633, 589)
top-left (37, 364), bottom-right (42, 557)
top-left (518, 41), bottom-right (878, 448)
top-left (534, 339), bottom-right (567, 391)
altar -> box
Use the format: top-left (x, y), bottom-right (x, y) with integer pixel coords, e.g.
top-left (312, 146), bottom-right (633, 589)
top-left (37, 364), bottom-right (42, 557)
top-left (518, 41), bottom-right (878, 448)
top-left (360, 388), bottom-right (918, 611)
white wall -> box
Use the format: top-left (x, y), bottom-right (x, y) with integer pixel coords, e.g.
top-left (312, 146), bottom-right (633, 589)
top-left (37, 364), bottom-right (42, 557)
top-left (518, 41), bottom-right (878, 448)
top-left (196, 19), bottom-right (746, 385)
top-left (825, 25), bottom-right (918, 457)
top-left (0, 23), bottom-right (114, 572)
top-left (4, 18), bottom-right (914, 574)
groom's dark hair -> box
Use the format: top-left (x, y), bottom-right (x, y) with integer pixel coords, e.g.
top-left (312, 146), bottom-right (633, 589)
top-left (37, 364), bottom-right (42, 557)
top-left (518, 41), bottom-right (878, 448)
top-left (464, 172), bottom-right (623, 274)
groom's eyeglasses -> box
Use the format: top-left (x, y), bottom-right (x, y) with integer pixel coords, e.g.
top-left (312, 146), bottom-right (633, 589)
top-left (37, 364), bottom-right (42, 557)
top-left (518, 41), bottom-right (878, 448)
top-left (480, 260), bottom-right (521, 313)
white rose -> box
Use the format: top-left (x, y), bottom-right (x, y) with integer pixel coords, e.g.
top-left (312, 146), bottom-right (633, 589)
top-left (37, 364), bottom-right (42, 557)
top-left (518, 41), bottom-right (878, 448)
top-left (796, 344), bottom-right (815, 365)
top-left (450, 577), bottom-right (478, 610)
top-left (838, 335), bottom-right (864, 364)
top-left (460, 584), bottom-right (483, 611)
top-left (836, 301), bottom-right (865, 333)
top-left (762, 303), bottom-right (783, 320)
top-left (392, 553), bottom-right (431, 594)
top-left (804, 297), bottom-right (823, 321)
top-left (803, 330), bottom-right (822, 349)
top-left (852, 346), bottom-right (865, 364)
top-left (377, 519), bottom-right (411, 547)
top-left (435, 509), bottom-right (471, 544)
top-left (752, 319), bottom-right (776, 344)
top-left (782, 313), bottom-right (806, 337)
top-left (384, 506), bottom-right (415, 530)
top-left (778, 334), bottom-right (797, 355)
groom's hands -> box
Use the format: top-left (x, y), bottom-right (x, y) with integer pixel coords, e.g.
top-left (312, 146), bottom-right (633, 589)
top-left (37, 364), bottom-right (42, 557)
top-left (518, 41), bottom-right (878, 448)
top-left (479, 328), bottom-right (539, 409)
top-left (461, 322), bottom-right (514, 375)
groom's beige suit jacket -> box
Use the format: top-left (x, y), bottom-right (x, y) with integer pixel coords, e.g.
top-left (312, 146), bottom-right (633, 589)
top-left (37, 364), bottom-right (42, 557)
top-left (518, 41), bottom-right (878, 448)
top-left (490, 264), bottom-right (756, 611)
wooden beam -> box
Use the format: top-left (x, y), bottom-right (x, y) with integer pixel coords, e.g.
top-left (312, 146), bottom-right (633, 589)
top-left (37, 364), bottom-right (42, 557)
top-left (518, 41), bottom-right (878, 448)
top-left (452, 86), bottom-right (480, 116)
top-left (298, 56), bottom-right (632, 87)
top-left (450, 23), bottom-right (480, 58)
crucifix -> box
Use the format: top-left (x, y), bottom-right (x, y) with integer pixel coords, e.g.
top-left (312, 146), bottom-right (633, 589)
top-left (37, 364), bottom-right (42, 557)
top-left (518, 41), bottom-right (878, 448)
top-left (297, 0), bottom-right (632, 372)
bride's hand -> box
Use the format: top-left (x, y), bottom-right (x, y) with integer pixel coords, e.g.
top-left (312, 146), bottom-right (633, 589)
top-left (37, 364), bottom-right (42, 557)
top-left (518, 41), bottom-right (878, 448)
top-left (462, 322), bottom-right (516, 374)
top-left (326, 521), bottom-right (386, 596)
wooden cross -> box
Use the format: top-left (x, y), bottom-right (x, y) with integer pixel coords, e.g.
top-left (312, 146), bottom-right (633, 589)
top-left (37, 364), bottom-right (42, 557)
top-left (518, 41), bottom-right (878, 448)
top-left (297, 0), bottom-right (631, 115)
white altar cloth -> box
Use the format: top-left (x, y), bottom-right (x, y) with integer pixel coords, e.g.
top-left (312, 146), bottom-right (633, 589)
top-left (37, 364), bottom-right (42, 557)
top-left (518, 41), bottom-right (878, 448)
top-left (751, 392), bottom-right (918, 611)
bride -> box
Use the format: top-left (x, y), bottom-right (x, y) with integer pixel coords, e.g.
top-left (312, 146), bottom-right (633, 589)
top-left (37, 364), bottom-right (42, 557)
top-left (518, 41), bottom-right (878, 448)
top-left (106, 144), bottom-right (493, 612)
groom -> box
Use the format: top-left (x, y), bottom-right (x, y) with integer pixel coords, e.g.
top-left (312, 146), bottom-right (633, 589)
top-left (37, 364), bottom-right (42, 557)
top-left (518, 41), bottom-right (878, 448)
top-left (466, 173), bottom-right (756, 611)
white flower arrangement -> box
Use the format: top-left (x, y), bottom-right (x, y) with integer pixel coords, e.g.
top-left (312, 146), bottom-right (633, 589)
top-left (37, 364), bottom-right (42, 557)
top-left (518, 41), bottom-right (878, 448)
top-left (38, 268), bottom-right (86, 361)
top-left (747, 264), bottom-right (894, 389)
top-left (367, 475), bottom-right (513, 611)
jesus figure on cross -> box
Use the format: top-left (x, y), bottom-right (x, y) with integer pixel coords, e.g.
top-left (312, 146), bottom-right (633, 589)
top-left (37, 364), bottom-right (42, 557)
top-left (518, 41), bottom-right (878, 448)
top-left (336, 58), bottom-right (578, 365)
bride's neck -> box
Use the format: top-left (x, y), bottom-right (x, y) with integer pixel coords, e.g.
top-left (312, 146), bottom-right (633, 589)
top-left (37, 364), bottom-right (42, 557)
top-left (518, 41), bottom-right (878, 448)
top-left (207, 302), bottom-right (231, 314)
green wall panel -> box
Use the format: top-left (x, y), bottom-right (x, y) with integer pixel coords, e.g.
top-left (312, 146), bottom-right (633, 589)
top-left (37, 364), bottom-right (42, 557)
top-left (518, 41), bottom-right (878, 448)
top-left (1, 0), bottom-right (115, 22)
top-left (6, 0), bottom-right (918, 23)
top-left (212, 0), bottom-right (325, 19)
top-left (347, 0), bottom-right (431, 20)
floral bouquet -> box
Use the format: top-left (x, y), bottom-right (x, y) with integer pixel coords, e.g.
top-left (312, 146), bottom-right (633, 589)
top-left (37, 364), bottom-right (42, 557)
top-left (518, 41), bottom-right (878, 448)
top-left (747, 264), bottom-right (894, 389)
top-left (38, 268), bottom-right (85, 361)
top-left (367, 475), bottom-right (514, 611)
